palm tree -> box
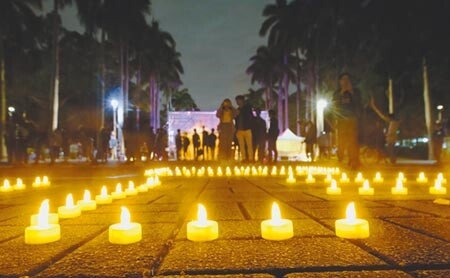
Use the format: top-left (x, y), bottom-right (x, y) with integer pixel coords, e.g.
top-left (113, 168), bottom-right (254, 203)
top-left (0, 0), bottom-right (42, 158)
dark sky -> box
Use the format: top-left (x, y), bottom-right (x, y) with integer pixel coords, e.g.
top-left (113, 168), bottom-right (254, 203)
top-left (44, 0), bottom-right (273, 110)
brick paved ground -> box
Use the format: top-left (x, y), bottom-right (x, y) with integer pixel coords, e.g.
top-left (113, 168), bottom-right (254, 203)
top-left (0, 163), bottom-right (449, 277)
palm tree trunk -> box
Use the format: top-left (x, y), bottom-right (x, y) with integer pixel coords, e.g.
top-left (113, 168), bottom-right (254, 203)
top-left (295, 49), bottom-right (302, 135)
top-left (278, 79), bottom-right (284, 131)
top-left (0, 41), bottom-right (6, 159)
top-left (283, 55), bottom-right (289, 130)
top-left (100, 30), bottom-right (106, 128)
top-left (50, 0), bottom-right (60, 131)
top-left (118, 38), bottom-right (124, 127)
top-left (423, 58), bottom-right (434, 160)
top-left (124, 41), bottom-right (129, 120)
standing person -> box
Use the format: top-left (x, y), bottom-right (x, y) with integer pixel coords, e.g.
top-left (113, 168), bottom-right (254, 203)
top-left (304, 120), bottom-right (317, 162)
top-left (99, 126), bottom-right (110, 163)
top-left (216, 98), bottom-right (238, 161)
top-left (201, 126), bottom-right (209, 160)
top-left (175, 129), bottom-right (182, 161)
top-left (235, 95), bottom-right (254, 163)
top-left (370, 97), bottom-right (400, 163)
top-left (252, 108), bottom-right (267, 162)
top-left (332, 73), bottom-right (362, 169)
top-left (267, 109), bottom-right (279, 163)
top-left (182, 132), bottom-right (190, 160)
top-left (192, 129), bottom-right (200, 160)
top-left (208, 128), bottom-right (217, 160)
top-left (317, 131), bottom-right (331, 160)
top-left (148, 126), bottom-right (156, 160)
top-left (433, 121), bottom-right (445, 164)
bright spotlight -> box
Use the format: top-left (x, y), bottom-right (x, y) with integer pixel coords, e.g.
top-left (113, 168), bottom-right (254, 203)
top-left (110, 99), bottom-right (119, 109)
top-left (8, 106), bottom-right (15, 113)
top-left (437, 105), bottom-right (444, 111)
top-left (317, 99), bottom-right (328, 110)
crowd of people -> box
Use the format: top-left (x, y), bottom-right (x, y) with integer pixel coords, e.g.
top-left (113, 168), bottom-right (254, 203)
top-left (3, 73), bottom-right (446, 166)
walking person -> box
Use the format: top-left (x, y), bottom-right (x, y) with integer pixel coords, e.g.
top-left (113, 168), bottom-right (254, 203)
top-left (304, 120), bottom-right (317, 162)
top-left (252, 108), bottom-right (267, 162)
top-left (433, 121), bottom-right (445, 164)
top-left (369, 97), bottom-right (400, 163)
top-left (332, 73), bottom-right (362, 169)
top-left (267, 109), bottom-right (279, 163)
top-left (216, 99), bottom-right (238, 161)
top-left (201, 126), bottom-right (209, 160)
top-left (235, 95), bottom-right (254, 163)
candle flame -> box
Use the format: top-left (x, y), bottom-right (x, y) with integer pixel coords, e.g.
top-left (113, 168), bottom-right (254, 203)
top-left (435, 180), bottom-right (442, 189)
top-left (115, 183), bottom-right (122, 193)
top-left (395, 179), bottom-right (404, 189)
top-left (345, 202), bottom-right (356, 222)
top-left (101, 186), bottom-right (107, 196)
top-left (271, 202), bottom-right (282, 225)
top-left (375, 172), bottom-right (382, 180)
top-left (16, 178), bottom-right (23, 187)
top-left (128, 181), bottom-right (135, 190)
top-left (331, 179), bottom-right (338, 189)
top-left (398, 172), bottom-right (405, 180)
top-left (38, 199), bottom-right (50, 227)
top-left (35, 176), bottom-right (41, 184)
top-left (197, 203), bottom-right (208, 225)
top-left (437, 173), bottom-right (444, 181)
top-left (43, 176), bottom-right (49, 184)
top-left (120, 206), bottom-right (131, 227)
top-left (66, 193), bottom-right (75, 208)
top-left (83, 190), bottom-right (91, 201)
top-left (419, 172), bottom-right (425, 179)
top-left (363, 180), bottom-right (370, 190)
top-left (3, 179), bottom-right (10, 188)
top-left (356, 172), bottom-right (363, 179)
top-left (341, 173), bottom-right (348, 180)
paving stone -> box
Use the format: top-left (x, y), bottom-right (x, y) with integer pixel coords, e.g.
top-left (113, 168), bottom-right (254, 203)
top-left (159, 238), bottom-right (385, 274)
top-left (37, 223), bottom-right (175, 277)
top-left (185, 202), bottom-right (244, 221)
top-left (386, 217), bottom-right (450, 242)
top-left (414, 269), bottom-right (450, 277)
top-left (0, 225), bottom-right (104, 276)
top-left (242, 201), bottom-right (308, 220)
top-left (302, 206), bottom-right (428, 220)
top-left (284, 270), bottom-right (412, 277)
top-left (156, 275), bottom-right (275, 278)
top-left (0, 225), bottom-right (23, 242)
top-left (383, 200), bottom-right (450, 218)
top-left (176, 219), bottom-right (333, 240)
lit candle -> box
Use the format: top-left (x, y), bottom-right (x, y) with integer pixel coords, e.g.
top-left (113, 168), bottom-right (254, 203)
top-left (25, 199), bottom-right (61, 244)
top-left (235, 167), bottom-right (241, 176)
top-left (416, 172), bottom-right (428, 183)
top-left (95, 186), bottom-right (113, 204)
top-left (354, 172), bottom-right (365, 183)
top-left (108, 206), bottom-right (142, 244)
top-left (391, 179), bottom-right (408, 195)
top-left (225, 167), bottom-right (232, 177)
top-left (305, 173), bottom-right (315, 184)
top-left (397, 172), bottom-right (406, 182)
top-left (0, 179), bottom-right (13, 192)
top-left (125, 181), bottom-right (138, 196)
top-left (262, 167), bottom-right (268, 176)
top-left (77, 190), bottom-right (97, 211)
top-left (32, 177), bottom-right (42, 187)
top-left (137, 183), bottom-right (148, 193)
top-left (175, 167), bottom-right (182, 176)
top-left (42, 176), bottom-right (51, 186)
top-left (286, 173), bottom-right (296, 184)
top-left (251, 167), bottom-right (258, 176)
top-left (154, 176), bottom-right (161, 186)
top-left (335, 202), bottom-right (369, 239)
top-left (373, 172), bottom-right (384, 183)
top-left (30, 199), bottom-right (59, 225)
top-left (112, 183), bottom-right (126, 199)
top-left (13, 178), bottom-right (26, 190)
top-left (271, 166), bottom-right (277, 176)
top-left (187, 204), bottom-right (219, 242)
top-left (326, 180), bottom-right (342, 195)
top-left (429, 180), bottom-right (447, 195)
top-left (279, 166), bottom-right (286, 176)
top-left (217, 167), bottom-right (223, 177)
top-left (244, 167), bottom-right (250, 176)
top-left (324, 173), bottom-right (333, 183)
top-left (339, 173), bottom-right (350, 183)
top-left (261, 202), bottom-right (293, 241)
top-left (436, 173), bottom-right (447, 184)
top-left (58, 194), bottom-right (81, 218)
top-left (358, 180), bottom-right (374, 195)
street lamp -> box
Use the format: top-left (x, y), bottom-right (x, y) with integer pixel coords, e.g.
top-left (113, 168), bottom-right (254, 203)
top-left (437, 104), bottom-right (444, 123)
top-left (110, 99), bottom-right (119, 160)
top-left (8, 106), bottom-right (15, 113)
top-left (316, 99), bottom-right (328, 135)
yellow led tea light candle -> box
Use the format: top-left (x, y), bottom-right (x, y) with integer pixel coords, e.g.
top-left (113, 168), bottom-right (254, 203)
top-left (13, 178), bottom-right (26, 190)
top-left (77, 190), bottom-right (97, 211)
top-left (261, 202), bottom-right (293, 241)
top-left (30, 199), bottom-right (59, 225)
top-left (391, 179), bottom-right (408, 195)
top-left (429, 179), bottom-right (447, 195)
top-left (373, 172), bottom-right (384, 183)
top-left (358, 180), bottom-right (374, 195)
top-left (0, 179), bottom-right (12, 192)
top-left (335, 202), bottom-right (369, 239)
top-left (112, 183), bottom-right (126, 199)
top-left (108, 206), bottom-right (142, 244)
top-left (416, 172), bottom-right (428, 183)
top-left (125, 181), bottom-right (138, 196)
top-left (187, 204), bottom-right (218, 242)
top-left (327, 180), bottom-right (342, 195)
top-left (96, 185), bottom-right (113, 204)
top-left (25, 199), bottom-right (60, 244)
top-left (58, 193), bottom-right (81, 218)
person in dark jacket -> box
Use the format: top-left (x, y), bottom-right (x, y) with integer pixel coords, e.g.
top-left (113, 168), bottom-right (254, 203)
top-left (304, 120), bottom-right (317, 162)
top-left (192, 129), bottom-right (200, 160)
top-left (332, 73), bottom-right (362, 169)
top-left (252, 108), bottom-right (267, 162)
top-left (175, 129), bottom-right (182, 161)
top-left (267, 109), bottom-right (279, 163)
top-left (235, 95), bottom-right (254, 162)
top-left (208, 128), bottom-right (217, 160)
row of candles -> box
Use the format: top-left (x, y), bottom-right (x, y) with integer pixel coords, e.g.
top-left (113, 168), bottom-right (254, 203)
top-left (24, 177), bottom-right (162, 245)
top-left (0, 176), bottom-right (50, 192)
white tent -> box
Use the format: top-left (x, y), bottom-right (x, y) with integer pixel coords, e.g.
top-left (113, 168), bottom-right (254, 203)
top-left (276, 129), bottom-right (307, 161)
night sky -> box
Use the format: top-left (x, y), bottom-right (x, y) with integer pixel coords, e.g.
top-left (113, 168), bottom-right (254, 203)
top-left (44, 0), bottom-right (273, 110)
